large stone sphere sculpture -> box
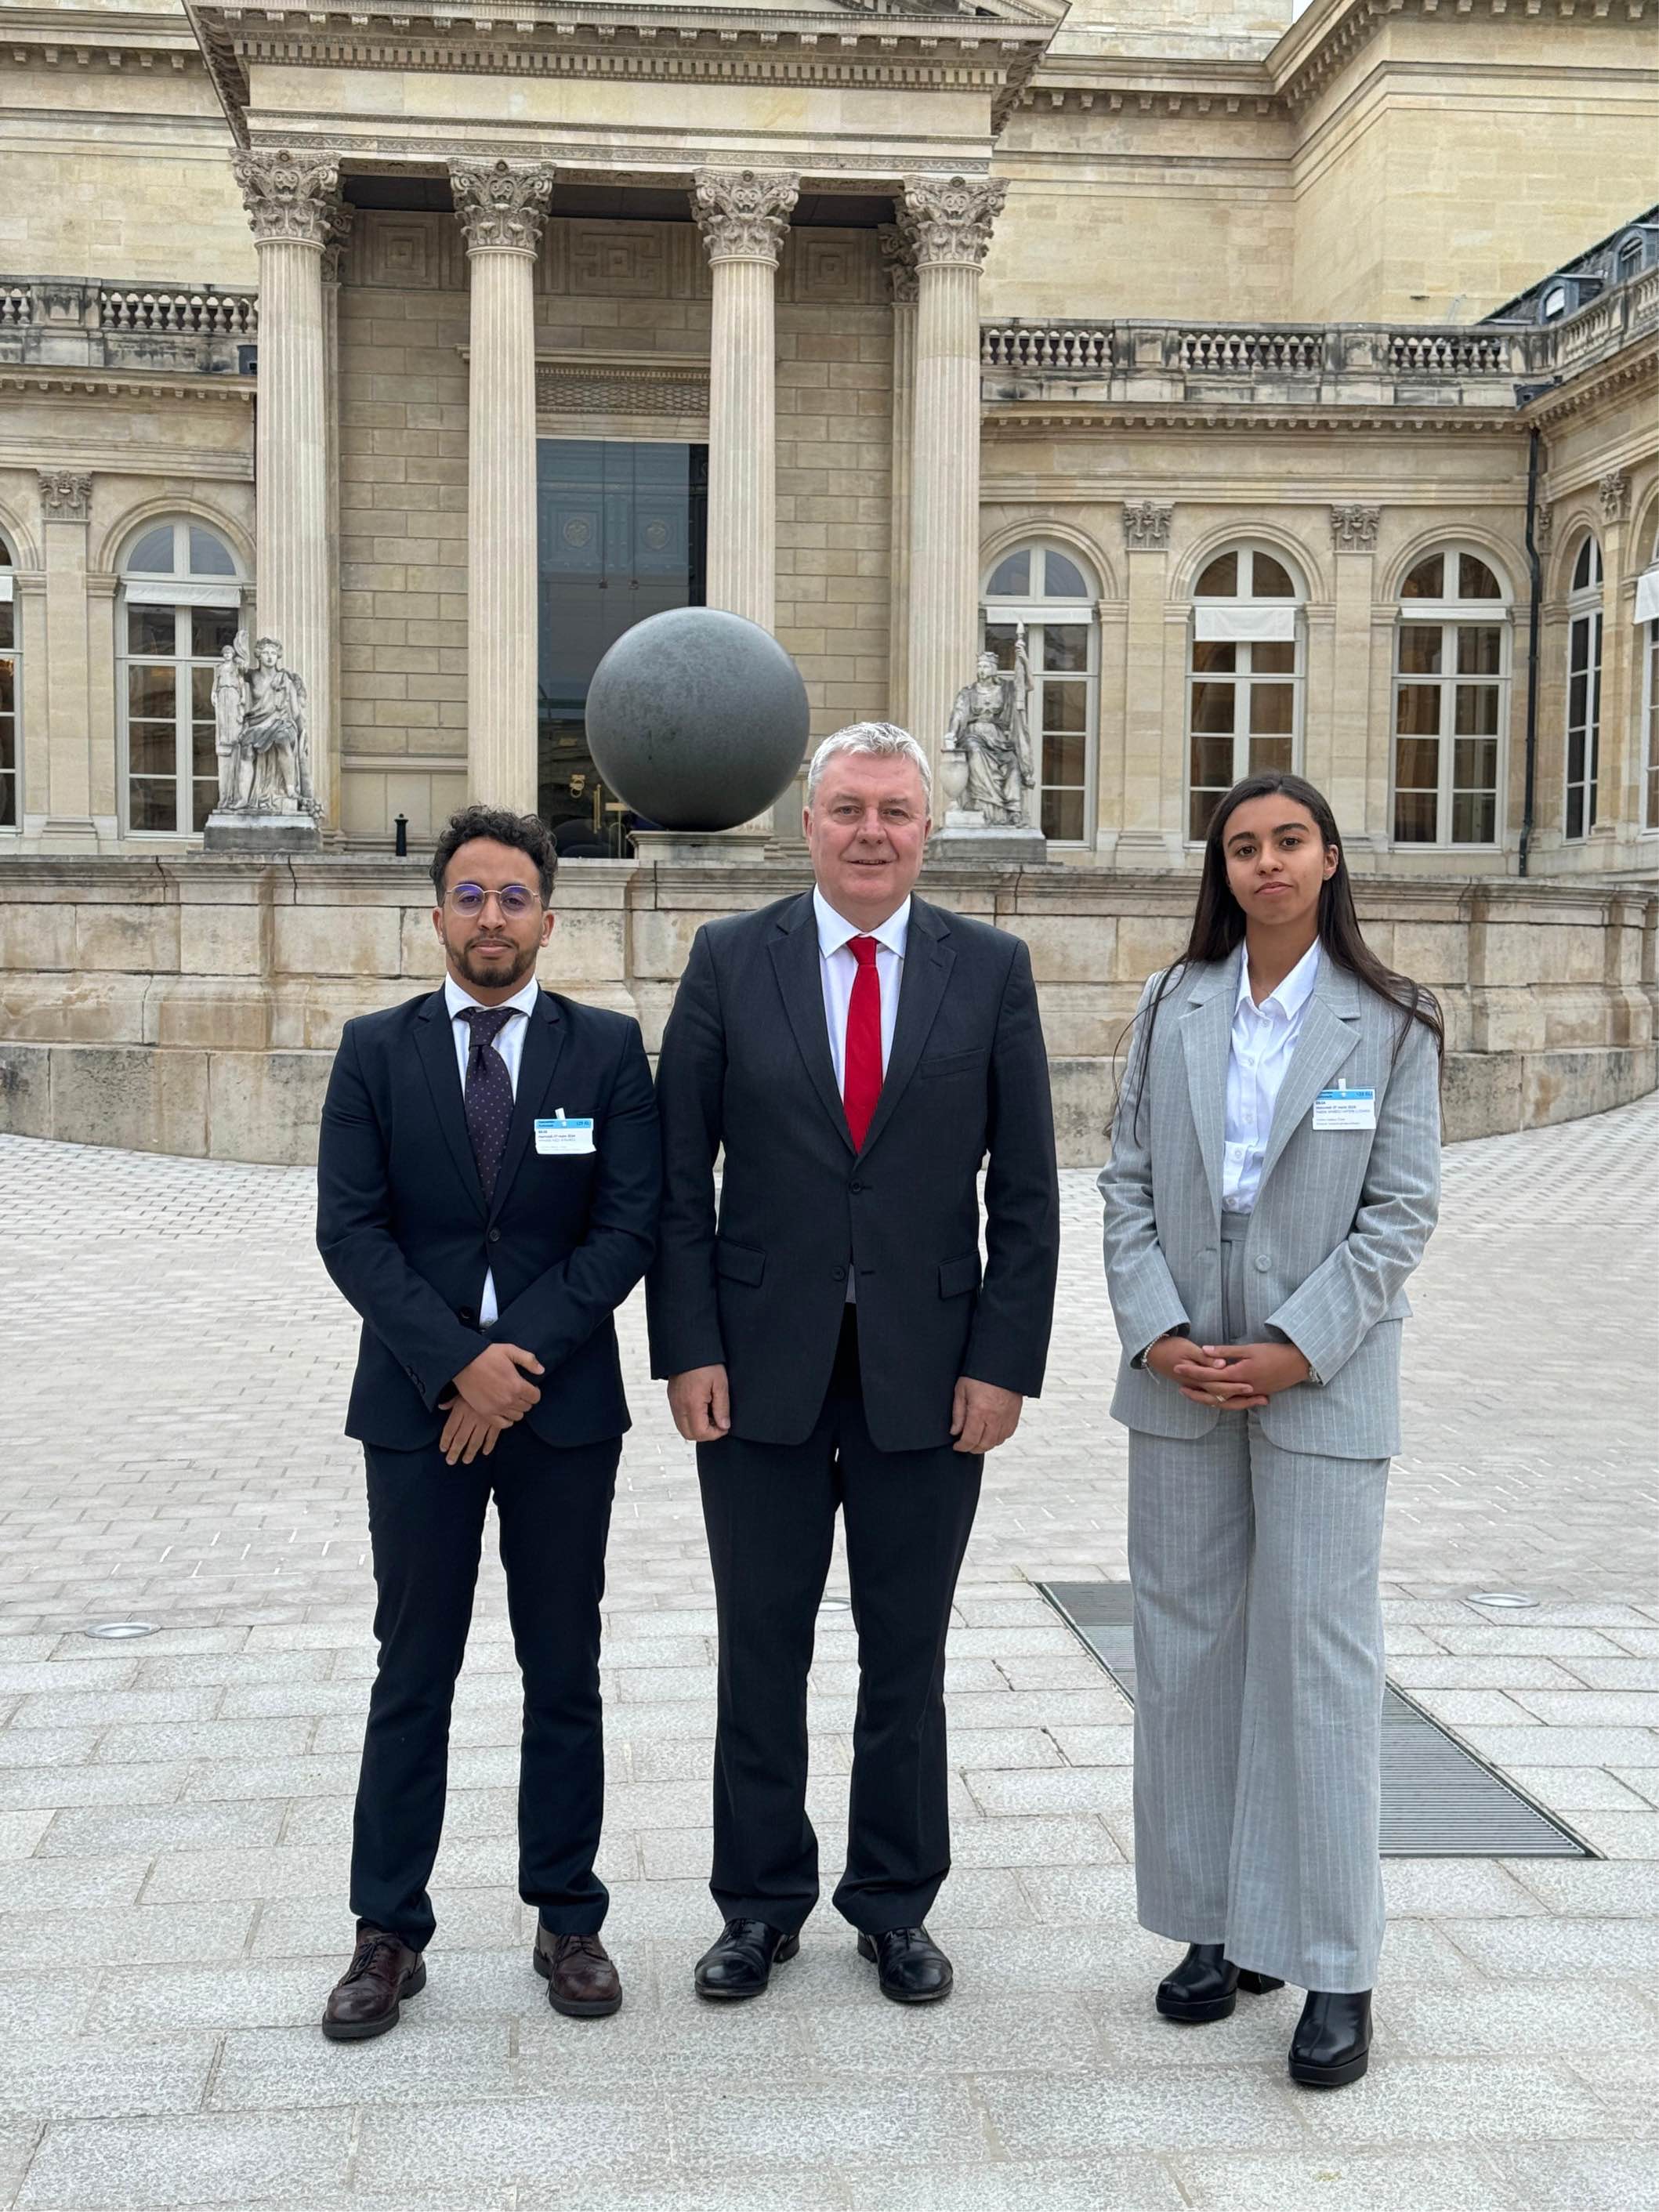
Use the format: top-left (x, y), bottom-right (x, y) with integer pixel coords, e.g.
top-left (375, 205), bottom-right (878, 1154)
top-left (585, 607), bottom-right (811, 832)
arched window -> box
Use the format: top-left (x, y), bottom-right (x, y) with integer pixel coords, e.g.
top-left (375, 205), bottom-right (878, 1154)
top-left (1640, 520), bottom-right (1659, 833)
top-left (0, 532), bottom-right (16, 829)
top-left (1393, 548), bottom-right (1509, 846)
top-left (981, 542), bottom-right (1098, 846)
top-left (1565, 534), bottom-right (1603, 841)
top-left (118, 519), bottom-right (245, 834)
top-left (1186, 543), bottom-right (1302, 843)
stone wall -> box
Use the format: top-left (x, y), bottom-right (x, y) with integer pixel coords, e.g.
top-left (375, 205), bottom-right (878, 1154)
top-left (0, 856), bottom-right (1652, 1168)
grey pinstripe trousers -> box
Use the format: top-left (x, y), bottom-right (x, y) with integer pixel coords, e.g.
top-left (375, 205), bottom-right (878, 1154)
top-left (1128, 1218), bottom-right (1390, 1993)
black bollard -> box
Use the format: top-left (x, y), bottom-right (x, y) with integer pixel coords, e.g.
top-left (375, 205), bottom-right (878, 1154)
top-left (393, 813), bottom-right (408, 857)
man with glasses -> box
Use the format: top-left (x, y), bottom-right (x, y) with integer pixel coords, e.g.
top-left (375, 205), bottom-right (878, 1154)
top-left (315, 803), bottom-right (660, 2039)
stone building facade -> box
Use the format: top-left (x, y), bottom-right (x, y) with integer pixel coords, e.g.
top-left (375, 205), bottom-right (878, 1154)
top-left (0, 0), bottom-right (1656, 1160)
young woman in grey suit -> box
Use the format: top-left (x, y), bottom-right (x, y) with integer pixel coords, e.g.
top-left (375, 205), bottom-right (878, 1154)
top-left (1099, 769), bottom-right (1442, 2091)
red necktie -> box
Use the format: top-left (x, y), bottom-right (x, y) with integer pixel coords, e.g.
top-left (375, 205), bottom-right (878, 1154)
top-left (842, 936), bottom-right (883, 1150)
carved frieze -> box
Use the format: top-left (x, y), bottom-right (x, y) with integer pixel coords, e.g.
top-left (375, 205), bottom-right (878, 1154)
top-left (690, 170), bottom-right (799, 266)
top-left (1599, 469), bottom-right (1632, 523)
top-left (900, 175), bottom-right (1005, 270)
top-left (1121, 500), bottom-right (1172, 552)
top-left (570, 223), bottom-right (666, 298)
top-left (450, 161), bottom-right (554, 255)
top-left (38, 469), bottom-right (91, 523)
top-left (878, 222), bottom-right (919, 308)
top-left (536, 360), bottom-right (709, 419)
top-left (1330, 503), bottom-right (1381, 552)
top-left (233, 151), bottom-right (342, 248)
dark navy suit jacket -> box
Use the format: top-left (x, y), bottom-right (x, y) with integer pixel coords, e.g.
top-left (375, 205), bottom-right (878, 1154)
top-left (316, 982), bottom-right (661, 1451)
top-left (645, 889), bottom-right (1060, 1453)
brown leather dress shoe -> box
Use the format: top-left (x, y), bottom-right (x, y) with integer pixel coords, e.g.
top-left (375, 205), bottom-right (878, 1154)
top-left (321, 1928), bottom-right (426, 2041)
top-left (534, 1925), bottom-right (622, 2018)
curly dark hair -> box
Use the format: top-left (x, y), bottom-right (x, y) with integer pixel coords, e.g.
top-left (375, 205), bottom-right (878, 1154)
top-left (429, 805), bottom-right (556, 905)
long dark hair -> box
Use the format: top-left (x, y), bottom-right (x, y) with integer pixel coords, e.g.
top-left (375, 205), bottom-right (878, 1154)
top-left (1121, 771), bottom-right (1443, 1138)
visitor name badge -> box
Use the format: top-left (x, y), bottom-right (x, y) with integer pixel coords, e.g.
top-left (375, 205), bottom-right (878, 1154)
top-left (1312, 1082), bottom-right (1376, 1132)
top-left (534, 1110), bottom-right (596, 1157)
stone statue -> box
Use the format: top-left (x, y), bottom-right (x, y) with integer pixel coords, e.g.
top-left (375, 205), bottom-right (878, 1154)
top-left (944, 631), bottom-right (1034, 829)
top-left (212, 635), bottom-right (249, 809)
top-left (211, 634), bottom-right (317, 819)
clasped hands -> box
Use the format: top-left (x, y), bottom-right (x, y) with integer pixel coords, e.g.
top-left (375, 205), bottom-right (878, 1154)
top-left (437, 1341), bottom-right (545, 1465)
top-left (1145, 1334), bottom-right (1310, 1410)
top-left (668, 1365), bottom-right (1022, 1456)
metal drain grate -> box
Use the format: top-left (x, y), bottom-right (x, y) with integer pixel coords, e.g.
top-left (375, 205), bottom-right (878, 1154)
top-left (1039, 1581), bottom-right (1592, 1859)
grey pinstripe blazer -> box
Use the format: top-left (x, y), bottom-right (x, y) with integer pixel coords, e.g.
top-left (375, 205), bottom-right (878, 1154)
top-left (1098, 950), bottom-right (1441, 1459)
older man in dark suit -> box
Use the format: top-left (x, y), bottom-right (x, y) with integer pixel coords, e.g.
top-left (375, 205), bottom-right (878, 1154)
top-left (315, 804), bottom-right (659, 2039)
top-left (647, 723), bottom-right (1060, 2005)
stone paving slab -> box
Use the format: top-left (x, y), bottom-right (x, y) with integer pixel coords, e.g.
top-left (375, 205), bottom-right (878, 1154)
top-left (0, 1095), bottom-right (1655, 2210)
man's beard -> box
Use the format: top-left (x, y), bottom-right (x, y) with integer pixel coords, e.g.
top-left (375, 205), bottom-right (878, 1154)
top-left (454, 939), bottom-right (538, 991)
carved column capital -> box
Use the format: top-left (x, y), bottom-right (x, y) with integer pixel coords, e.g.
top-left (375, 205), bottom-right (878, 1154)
top-left (900, 174), bottom-right (1005, 270)
top-left (1121, 499), bottom-right (1172, 552)
top-left (1330, 503), bottom-right (1381, 552)
top-left (38, 469), bottom-right (91, 523)
top-left (321, 199), bottom-right (356, 287)
top-left (450, 160), bottom-right (554, 255)
top-left (233, 150), bottom-right (341, 247)
top-left (690, 168), bottom-right (799, 266)
top-left (878, 221), bottom-right (919, 307)
top-left (1599, 469), bottom-right (1632, 523)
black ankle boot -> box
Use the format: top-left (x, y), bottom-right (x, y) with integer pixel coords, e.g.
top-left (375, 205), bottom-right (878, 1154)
top-left (1156, 1942), bottom-right (1284, 2024)
top-left (1289, 1989), bottom-right (1372, 2087)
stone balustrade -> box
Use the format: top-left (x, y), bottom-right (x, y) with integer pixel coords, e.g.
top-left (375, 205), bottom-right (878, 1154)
top-left (0, 276), bottom-right (257, 375)
top-left (98, 287), bottom-right (259, 338)
top-left (981, 320), bottom-right (1114, 376)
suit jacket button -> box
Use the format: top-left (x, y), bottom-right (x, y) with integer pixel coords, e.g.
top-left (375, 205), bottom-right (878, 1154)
top-left (1254, 1254), bottom-right (1271, 1271)
top-left (850, 1180), bottom-right (864, 1193)
top-left (488, 1227), bottom-right (502, 1244)
top-left (832, 1265), bottom-right (847, 1281)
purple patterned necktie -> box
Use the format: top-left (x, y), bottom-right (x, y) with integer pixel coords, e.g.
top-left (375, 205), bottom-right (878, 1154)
top-left (458, 1005), bottom-right (516, 1202)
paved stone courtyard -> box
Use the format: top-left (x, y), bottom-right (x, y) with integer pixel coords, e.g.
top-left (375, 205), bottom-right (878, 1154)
top-left (0, 1095), bottom-right (1655, 2212)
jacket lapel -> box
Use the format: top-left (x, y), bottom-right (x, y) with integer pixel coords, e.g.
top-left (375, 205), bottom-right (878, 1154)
top-left (415, 987), bottom-right (487, 1221)
top-left (490, 987), bottom-right (566, 1218)
top-left (857, 897), bottom-right (953, 1158)
top-left (1179, 954), bottom-right (1236, 1217)
top-left (769, 892), bottom-right (857, 1153)
top-left (1254, 958), bottom-right (1363, 1199)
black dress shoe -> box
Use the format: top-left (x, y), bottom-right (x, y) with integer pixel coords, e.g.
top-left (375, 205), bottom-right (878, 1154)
top-left (694, 1919), bottom-right (800, 2000)
top-left (1289, 1989), bottom-right (1372, 2087)
top-left (857, 1926), bottom-right (954, 2004)
top-left (1156, 1942), bottom-right (1284, 2024)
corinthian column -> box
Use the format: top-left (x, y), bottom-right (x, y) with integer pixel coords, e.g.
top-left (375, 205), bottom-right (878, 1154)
top-left (233, 151), bottom-right (339, 827)
top-left (691, 168), bottom-right (798, 632)
top-left (880, 223), bottom-right (918, 732)
top-left (903, 174), bottom-right (1004, 784)
top-left (451, 159), bottom-right (553, 813)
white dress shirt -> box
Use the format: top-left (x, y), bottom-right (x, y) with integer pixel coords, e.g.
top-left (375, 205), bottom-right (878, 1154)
top-left (1222, 939), bottom-right (1321, 1215)
top-left (445, 969), bottom-right (539, 1325)
top-left (813, 886), bottom-right (909, 1302)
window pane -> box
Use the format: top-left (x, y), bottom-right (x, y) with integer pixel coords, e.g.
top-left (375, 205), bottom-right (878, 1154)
top-left (1396, 683), bottom-right (1441, 736)
top-left (192, 606), bottom-right (240, 658)
top-left (1453, 737), bottom-right (1498, 791)
top-left (1566, 785), bottom-right (1585, 840)
top-left (1249, 639), bottom-right (1295, 675)
top-left (1456, 625), bottom-right (1502, 676)
top-left (1568, 670), bottom-right (1588, 726)
top-left (128, 664), bottom-right (177, 721)
top-left (1249, 736), bottom-right (1292, 774)
top-left (1566, 729), bottom-right (1586, 782)
top-left (1042, 627), bottom-right (1088, 674)
top-left (1393, 789), bottom-right (1438, 842)
top-left (1190, 681), bottom-right (1236, 733)
top-left (188, 526), bottom-right (236, 577)
top-left (1191, 640), bottom-right (1237, 674)
top-left (127, 525), bottom-right (175, 574)
top-left (1191, 733), bottom-right (1234, 789)
top-left (0, 769), bottom-right (13, 829)
top-left (1041, 552), bottom-right (1087, 599)
top-left (1571, 538), bottom-right (1593, 592)
top-left (1454, 684), bottom-right (1500, 737)
top-left (128, 776), bottom-right (178, 831)
top-left (192, 778), bottom-right (218, 831)
top-left (1044, 680), bottom-right (1086, 733)
top-left (192, 719), bottom-right (216, 779)
top-left (128, 719), bottom-right (176, 775)
top-left (983, 625), bottom-right (1018, 668)
top-left (1569, 620), bottom-right (1589, 676)
top-left (0, 660), bottom-right (13, 719)
top-left (0, 600), bottom-right (13, 650)
top-left (1196, 551), bottom-right (1238, 598)
top-left (1397, 625), bottom-right (1443, 675)
top-left (1403, 553), bottom-right (1443, 599)
top-left (1045, 726), bottom-right (1086, 785)
top-left (1451, 791), bottom-right (1496, 843)
top-left (128, 604), bottom-right (177, 656)
top-left (1248, 683), bottom-right (1294, 735)
top-left (1458, 553), bottom-right (1501, 601)
top-left (1041, 787), bottom-right (1085, 842)
top-left (1251, 551), bottom-right (1295, 599)
top-left (0, 708), bottom-right (13, 774)
top-left (986, 552), bottom-right (1029, 597)
top-left (1190, 787), bottom-right (1223, 842)
top-left (1395, 737), bottom-right (1440, 790)
top-left (190, 667), bottom-right (216, 720)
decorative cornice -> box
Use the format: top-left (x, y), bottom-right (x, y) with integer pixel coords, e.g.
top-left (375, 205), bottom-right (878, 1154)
top-left (1599, 469), bottom-right (1632, 523)
top-left (38, 469), bottom-right (92, 522)
top-left (901, 174), bottom-right (1005, 271)
top-left (1331, 502), bottom-right (1381, 552)
top-left (1122, 498), bottom-right (1172, 552)
top-left (0, 366), bottom-right (255, 409)
top-left (878, 222), bottom-right (918, 308)
top-left (690, 169), bottom-right (799, 267)
top-left (450, 160), bottom-right (554, 255)
top-left (233, 150), bottom-right (340, 247)
top-left (983, 401), bottom-right (1530, 438)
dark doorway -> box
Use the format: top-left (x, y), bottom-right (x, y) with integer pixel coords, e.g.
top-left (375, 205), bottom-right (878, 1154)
top-left (536, 437), bottom-right (708, 847)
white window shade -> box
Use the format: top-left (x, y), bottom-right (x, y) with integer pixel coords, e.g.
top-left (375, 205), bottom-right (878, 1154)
top-left (1635, 567), bottom-right (1659, 625)
top-left (123, 581), bottom-right (242, 610)
top-left (0, 575), bottom-right (12, 603)
top-left (1194, 605), bottom-right (1297, 643)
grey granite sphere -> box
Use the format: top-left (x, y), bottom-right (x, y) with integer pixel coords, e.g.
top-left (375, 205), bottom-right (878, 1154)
top-left (585, 607), bottom-right (811, 833)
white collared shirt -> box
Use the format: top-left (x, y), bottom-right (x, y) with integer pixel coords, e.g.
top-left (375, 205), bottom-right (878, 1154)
top-left (813, 885), bottom-right (909, 1092)
top-left (1223, 939), bottom-right (1321, 1215)
top-left (444, 969), bottom-right (539, 1325)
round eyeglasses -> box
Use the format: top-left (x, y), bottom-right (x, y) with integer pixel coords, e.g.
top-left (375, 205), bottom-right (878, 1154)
top-left (445, 882), bottom-right (542, 919)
